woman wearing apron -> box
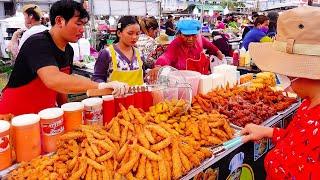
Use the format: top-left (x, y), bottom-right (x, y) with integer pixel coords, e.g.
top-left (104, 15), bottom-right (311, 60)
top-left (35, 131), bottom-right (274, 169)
top-left (92, 16), bottom-right (144, 85)
top-left (155, 19), bottom-right (225, 75)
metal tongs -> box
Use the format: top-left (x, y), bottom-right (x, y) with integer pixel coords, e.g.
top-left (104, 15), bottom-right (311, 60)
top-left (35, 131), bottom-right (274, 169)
top-left (211, 136), bottom-right (243, 156)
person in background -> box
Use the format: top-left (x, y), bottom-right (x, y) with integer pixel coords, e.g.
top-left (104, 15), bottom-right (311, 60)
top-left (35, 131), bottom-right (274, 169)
top-left (160, 18), bottom-right (166, 30)
top-left (149, 33), bottom-right (171, 65)
top-left (0, 0), bottom-right (128, 116)
top-left (92, 16), bottom-right (146, 86)
top-left (267, 11), bottom-right (279, 38)
top-left (165, 15), bottom-right (175, 37)
top-left (155, 19), bottom-right (224, 74)
top-left (242, 13), bottom-right (258, 40)
top-left (201, 22), bottom-right (211, 33)
top-left (228, 16), bottom-right (239, 29)
top-left (215, 16), bottom-right (225, 29)
top-left (244, 7), bottom-right (320, 180)
top-left (136, 17), bottom-right (159, 69)
top-left (7, 4), bottom-right (49, 60)
top-left (212, 31), bottom-right (232, 56)
top-left (242, 15), bottom-right (272, 51)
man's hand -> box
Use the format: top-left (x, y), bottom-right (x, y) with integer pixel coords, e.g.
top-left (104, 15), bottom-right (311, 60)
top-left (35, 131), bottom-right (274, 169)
top-left (241, 123), bottom-right (274, 143)
top-left (98, 81), bottom-right (129, 97)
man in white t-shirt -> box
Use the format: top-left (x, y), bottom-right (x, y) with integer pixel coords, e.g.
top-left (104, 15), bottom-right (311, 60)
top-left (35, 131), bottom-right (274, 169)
top-left (7, 4), bottom-right (49, 60)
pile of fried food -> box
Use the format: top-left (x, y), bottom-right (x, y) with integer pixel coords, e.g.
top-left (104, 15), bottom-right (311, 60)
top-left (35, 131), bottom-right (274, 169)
top-left (148, 100), bottom-right (234, 146)
top-left (8, 100), bottom-right (234, 180)
top-left (249, 72), bottom-right (276, 90)
top-left (193, 86), bottom-right (297, 127)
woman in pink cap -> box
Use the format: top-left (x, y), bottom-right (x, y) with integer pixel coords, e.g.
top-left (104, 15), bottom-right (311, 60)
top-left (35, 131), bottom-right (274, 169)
top-left (242, 7), bottom-right (320, 180)
top-left (155, 19), bottom-right (224, 74)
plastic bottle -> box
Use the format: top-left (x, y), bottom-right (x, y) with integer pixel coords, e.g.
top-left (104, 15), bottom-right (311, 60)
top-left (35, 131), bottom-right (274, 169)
top-left (232, 50), bottom-right (239, 66)
top-left (239, 48), bottom-right (246, 67)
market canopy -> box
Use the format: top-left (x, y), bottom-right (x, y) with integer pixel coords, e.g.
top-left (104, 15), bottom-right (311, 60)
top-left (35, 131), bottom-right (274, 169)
top-left (92, 0), bottom-right (160, 16)
top-left (195, 3), bottom-right (224, 12)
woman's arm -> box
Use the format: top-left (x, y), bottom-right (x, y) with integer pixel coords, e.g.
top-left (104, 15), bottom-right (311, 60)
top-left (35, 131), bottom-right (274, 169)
top-left (202, 36), bottom-right (224, 60)
top-left (92, 49), bottom-right (111, 82)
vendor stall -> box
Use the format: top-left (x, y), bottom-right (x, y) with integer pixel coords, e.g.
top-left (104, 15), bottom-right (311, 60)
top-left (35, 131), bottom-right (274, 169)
top-left (0, 66), bottom-right (299, 180)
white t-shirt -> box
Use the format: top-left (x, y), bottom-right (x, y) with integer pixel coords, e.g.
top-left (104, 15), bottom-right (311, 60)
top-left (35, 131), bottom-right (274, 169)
top-left (18, 25), bottom-right (49, 49)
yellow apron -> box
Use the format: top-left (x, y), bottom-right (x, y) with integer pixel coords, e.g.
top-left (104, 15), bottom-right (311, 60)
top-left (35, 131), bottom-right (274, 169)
top-left (108, 45), bottom-right (144, 86)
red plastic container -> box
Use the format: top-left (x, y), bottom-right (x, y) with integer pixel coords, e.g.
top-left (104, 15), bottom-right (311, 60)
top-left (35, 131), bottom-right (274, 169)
top-left (143, 91), bottom-right (153, 111)
top-left (125, 94), bottom-right (134, 108)
top-left (114, 96), bottom-right (126, 115)
top-left (133, 92), bottom-right (144, 109)
top-left (102, 95), bottom-right (115, 125)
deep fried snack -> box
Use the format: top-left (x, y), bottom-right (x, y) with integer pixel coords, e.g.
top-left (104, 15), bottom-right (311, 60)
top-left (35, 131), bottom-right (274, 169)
top-left (151, 160), bottom-right (160, 180)
top-left (105, 131), bottom-right (120, 142)
top-left (59, 131), bottom-right (85, 140)
top-left (159, 123), bottom-right (180, 136)
top-left (105, 118), bottom-right (115, 130)
top-left (114, 173), bottom-right (122, 180)
top-left (129, 106), bottom-right (146, 124)
top-left (179, 149), bottom-right (192, 172)
top-left (102, 168), bottom-right (111, 180)
top-left (133, 144), bottom-right (161, 161)
top-left (119, 104), bottom-right (131, 121)
top-left (172, 139), bottom-right (183, 179)
top-left (111, 120), bottom-right (121, 140)
top-left (211, 129), bottom-right (229, 139)
top-left (120, 148), bottom-right (131, 165)
top-left (85, 141), bottom-right (96, 160)
top-left (198, 118), bottom-right (211, 136)
top-left (136, 155), bottom-right (146, 179)
top-left (207, 136), bottom-right (223, 145)
top-left (67, 156), bottom-right (78, 171)
top-left (146, 124), bottom-right (171, 138)
top-left (126, 172), bottom-right (138, 180)
top-left (208, 120), bottom-right (225, 128)
top-left (117, 149), bottom-right (140, 175)
top-left (85, 165), bottom-right (93, 180)
top-left (69, 158), bottom-right (87, 180)
top-left (94, 139), bottom-right (114, 152)
top-left (200, 148), bottom-right (212, 158)
top-left (223, 121), bottom-right (234, 139)
top-left (92, 169), bottom-right (97, 180)
top-left (97, 151), bottom-right (113, 162)
top-left (150, 137), bottom-right (172, 152)
top-left (119, 118), bottom-right (134, 131)
top-left (146, 160), bottom-right (155, 180)
top-left (144, 127), bottom-right (156, 144)
top-left (158, 158), bottom-right (168, 180)
top-left (136, 124), bottom-right (151, 149)
top-left (120, 125), bottom-right (129, 147)
top-left (117, 143), bottom-right (128, 161)
top-left (85, 157), bottom-right (106, 170)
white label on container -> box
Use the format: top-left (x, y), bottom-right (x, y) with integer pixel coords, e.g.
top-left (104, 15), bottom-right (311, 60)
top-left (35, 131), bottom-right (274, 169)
top-left (41, 119), bottom-right (64, 136)
top-left (84, 107), bottom-right (103, 126)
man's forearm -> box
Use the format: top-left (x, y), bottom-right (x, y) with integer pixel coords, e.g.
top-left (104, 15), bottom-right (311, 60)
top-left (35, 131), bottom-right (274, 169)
top-left (55, 73), bottom-right (98, 94)
top-left (41, 71), bottom-right (98, 94)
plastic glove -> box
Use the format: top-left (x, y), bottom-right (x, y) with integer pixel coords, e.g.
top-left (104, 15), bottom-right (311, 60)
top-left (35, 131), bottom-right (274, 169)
top-left (98, 81), bottom-right (129, 97)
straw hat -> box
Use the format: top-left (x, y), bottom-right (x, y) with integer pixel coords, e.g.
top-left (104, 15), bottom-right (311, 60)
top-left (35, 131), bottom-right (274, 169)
top-left (249, 6), bottom-right (320, 80)
top-left (22, 4), bottom-right (43, 18)
top-left (156, 34), bottom-right (171, 45)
